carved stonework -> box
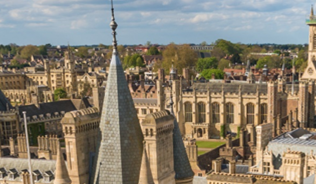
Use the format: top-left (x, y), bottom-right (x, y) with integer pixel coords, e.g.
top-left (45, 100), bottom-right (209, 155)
top-left (308, 67), bottom-right (314, 75)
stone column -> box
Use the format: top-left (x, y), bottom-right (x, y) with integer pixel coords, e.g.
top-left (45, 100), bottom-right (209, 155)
top-left (213, 158), bottom-right (222, 173)
top-left (289, 110), bottom-right (293, 129)
top-left (229, 160), bottom-right (236, 174)
top-left (295, 108), bottom-right (299, 128)
top-left (9, 137), bottom-right (15, 156)
top-left (276, 114), bottom-right (281, 135)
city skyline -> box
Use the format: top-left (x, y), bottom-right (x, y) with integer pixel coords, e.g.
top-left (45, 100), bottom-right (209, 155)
top-left (0, 0), bottom-right (312, 46)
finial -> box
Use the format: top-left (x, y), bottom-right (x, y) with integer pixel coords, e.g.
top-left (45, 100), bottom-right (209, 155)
top-left (110, 0), bottom-right (118, 55)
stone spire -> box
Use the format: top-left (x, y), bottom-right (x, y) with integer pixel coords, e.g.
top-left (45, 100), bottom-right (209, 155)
top-left (138, 143), bottom-right (154, 184)
top-left (54, 142), bottom-right (71, 184)
top-left (246, 59), bottom-right (250, 75)
top-left (169, 80), bottom-right (194, 182)
top-left (311, 5), bottom-right (314, 19)
top-left (92, 0), bottom-right (143, 183)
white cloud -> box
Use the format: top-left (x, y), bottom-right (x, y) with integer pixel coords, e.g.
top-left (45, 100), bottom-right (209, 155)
top-left (71, 19), bottom-right (88, 29)
top-left (0, 0), bottom-right (313, 45)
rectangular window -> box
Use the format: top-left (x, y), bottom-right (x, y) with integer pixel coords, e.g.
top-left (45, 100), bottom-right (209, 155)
top-left (184, 102), bottom-right (192, 122)
top-left (141, 109), bottom-right (147, 115)
top-left (212, 103), bottom-right (220, 123)
top-left (198, 103), bottom-right (206, 123)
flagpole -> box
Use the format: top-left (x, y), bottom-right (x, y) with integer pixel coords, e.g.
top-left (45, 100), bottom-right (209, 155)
top-left (23, 111), bottom-right (34, 184)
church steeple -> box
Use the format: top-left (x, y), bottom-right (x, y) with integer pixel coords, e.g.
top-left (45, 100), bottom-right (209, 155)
top-left (91, 0), bottom-right (143, 183)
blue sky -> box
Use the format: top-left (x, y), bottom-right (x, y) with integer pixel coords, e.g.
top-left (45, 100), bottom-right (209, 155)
top-left (0, 0), bottom-right (313, 46)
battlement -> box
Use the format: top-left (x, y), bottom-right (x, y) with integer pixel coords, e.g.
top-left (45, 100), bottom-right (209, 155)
top-left (142, 110), bottom-right (174, 127)
top-left (134, 102), bottom-right (157, 107)
top-left (68, 107), bottom-right (99, 118)
top-left (0, 109), bottom-right (18, 114)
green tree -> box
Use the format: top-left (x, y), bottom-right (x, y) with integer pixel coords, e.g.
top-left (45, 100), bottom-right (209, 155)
top-left (256, 56), bottom-right (281, 69)
top-left (54, 88), bottom-right (67, 101)
top-left (214, 39), bottom-right (241, 55)
top-left (273, 50), bottom-right (281, 55)
top-left (38, 45), bottom-right (48, 55)
top-left (136, 57), bottom-right (144, 67)
top-left (200, 41), bottom-right (207, 46)
top-left (98, 43), bottom-right (107, 48)
top-left (218, 59), bottom-right (231, 70)
top-left (122, 54), bottom-right (144, 69)
top-left (230, 53), bottom-right (241, 64)
top-left (200, 69), bottom-right (224, 79)
top-left (20, 45), bottom-right (39, 60)
top-left (10, 59), bottom-right (19, 66)
top-left (76, 47), bottom-right (89, 58)
top-left (146, 46), bottom-right (160, 55)
top-left (80, 82), bottom-right (92, 97)
top-left (154, 44), bottom-right (197, 74)
top-left (196, 57), bottom-right (218, 72)
top-left (211, 47), bottom-right (226, 61)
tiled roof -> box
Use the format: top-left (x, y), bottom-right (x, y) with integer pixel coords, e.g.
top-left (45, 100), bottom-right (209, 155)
top-left (18, 100), bottom-right (77, 118)
top-left (0, 89), bottom-right (12, 111)
top-left (92, 47), bottom-right (143, 182)
top-left (0, 158), bottom-right (56, 183)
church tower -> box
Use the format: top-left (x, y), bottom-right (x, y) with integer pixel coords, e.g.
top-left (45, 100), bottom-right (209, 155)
top-left (91, 1), bottom-right (143, 183)
top-left (301, 5), bottom-right (316, 80)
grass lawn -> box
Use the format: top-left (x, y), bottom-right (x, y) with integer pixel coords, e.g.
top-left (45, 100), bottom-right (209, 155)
top-left (196, 141), bottom-right (225, 148)
top-left (198, 151), bottom-right (207, 156)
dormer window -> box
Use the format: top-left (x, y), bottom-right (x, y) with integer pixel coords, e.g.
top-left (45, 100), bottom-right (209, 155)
top-left (0, 168), bottom-right (7, 179)
top-left (8, 168), bottom-right (18, 180)
top-left (43, 171), bottom-right (54, 182)
top-left (33, 170), bottom-right (42, 181)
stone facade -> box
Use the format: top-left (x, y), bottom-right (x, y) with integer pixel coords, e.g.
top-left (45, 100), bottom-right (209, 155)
top-left (61, 107), bottom-right (100, 184)
top-left (141, 110), bottom-right (175, 184)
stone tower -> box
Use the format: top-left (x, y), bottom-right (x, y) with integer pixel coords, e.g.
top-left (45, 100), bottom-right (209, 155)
top-left (44, 60), bottom-right (51, 89)
top-left (91, 1), bottom-right (143, 183)
top-left (302, 5), bottom-right (316, 80)
top-left (141, 111), bottom-right (175, 184)
top-left (61, 107), bottom-right (100, 184)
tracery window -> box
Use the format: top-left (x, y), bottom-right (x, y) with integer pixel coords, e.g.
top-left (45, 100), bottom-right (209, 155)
top-left (260, 103), bottom-right (267, 124)
top-left (198, 102), bottom-right (206, 123)
top-left (246, 103), bottom-right (254, 124)
top-left (184, 102), bottom-right (192, 122)
top-left (212, 103), bottom-right (220, 123)
top-left (226, 103), bottom-right (234, 124)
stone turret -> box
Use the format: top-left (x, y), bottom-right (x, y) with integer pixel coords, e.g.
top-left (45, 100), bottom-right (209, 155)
top-left (138, 144), bottom-right (154, 184)
top-left (17, 134), bottom-right (27, 158)
top-left (54, 142), bottom-right (71, 184)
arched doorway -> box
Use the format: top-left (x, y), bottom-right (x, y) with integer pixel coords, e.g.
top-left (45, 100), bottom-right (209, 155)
top-left (197, 128), bottom-right (203, 138)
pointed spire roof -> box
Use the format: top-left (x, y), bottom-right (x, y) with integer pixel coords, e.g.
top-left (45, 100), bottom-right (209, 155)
top-left (138, 144), bottom-right (154, 184)
top-left (0, 89), bottom-right (12, 111)
top-left (311, 4), bottom-right (314, 17)
top-left (92, 1), bottom-right (143, 183)
top-left (54, 142), bottom-right (71, 184)
top-left (169, 87), bottom-right (194, 180)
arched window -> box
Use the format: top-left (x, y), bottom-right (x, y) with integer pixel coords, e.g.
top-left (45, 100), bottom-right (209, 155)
top-left (198, 102), bottom-right (206, 123)
top-left (212, 103), bottom-right (220, 123)
top-left (247, 103), bottom-right (254, 124)
top-left (226, 103), bottom-right (234, 124)
top-left (260, 103), bottom-right (268, 124)
top-left (184, 102), bottom-right (192, 122)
